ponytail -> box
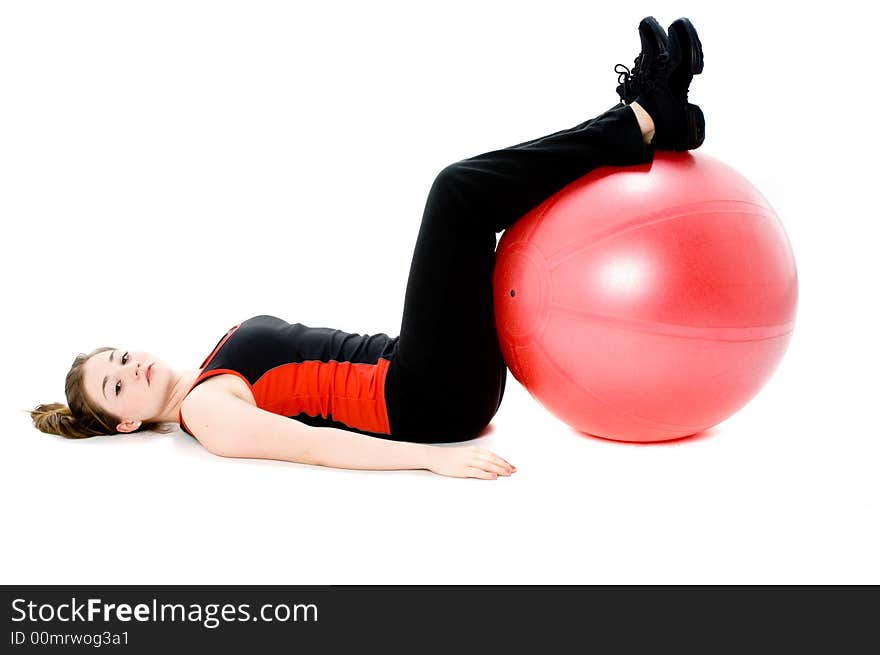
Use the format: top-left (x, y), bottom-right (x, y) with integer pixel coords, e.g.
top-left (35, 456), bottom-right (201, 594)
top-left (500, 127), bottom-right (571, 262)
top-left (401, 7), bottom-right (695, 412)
top-left (29, 402), bottom-right (106, 439)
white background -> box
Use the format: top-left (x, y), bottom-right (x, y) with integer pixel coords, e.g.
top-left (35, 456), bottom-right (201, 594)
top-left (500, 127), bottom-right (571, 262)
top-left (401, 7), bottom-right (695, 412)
top-left (1, 0), bottom-right (877, 584)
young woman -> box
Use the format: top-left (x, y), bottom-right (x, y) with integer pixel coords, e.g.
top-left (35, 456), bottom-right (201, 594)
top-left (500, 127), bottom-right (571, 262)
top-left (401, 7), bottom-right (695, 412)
top-left (30, 16), bottom-right (704, 480)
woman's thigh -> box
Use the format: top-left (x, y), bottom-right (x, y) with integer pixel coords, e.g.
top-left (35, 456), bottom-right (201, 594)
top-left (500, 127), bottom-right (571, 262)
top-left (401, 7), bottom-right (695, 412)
top-left (383, 162), bottom-right (509, 442)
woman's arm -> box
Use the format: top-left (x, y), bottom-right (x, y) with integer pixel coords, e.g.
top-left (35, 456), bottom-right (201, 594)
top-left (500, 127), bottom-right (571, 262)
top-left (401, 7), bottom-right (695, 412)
top-left (181, 390), bottom-right (515, 479)
top-left (289, 425), bottom-right (516, 479)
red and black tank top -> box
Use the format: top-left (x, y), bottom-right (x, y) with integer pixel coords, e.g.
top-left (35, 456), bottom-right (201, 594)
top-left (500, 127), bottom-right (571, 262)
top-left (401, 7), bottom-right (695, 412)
top-left (178, 315), bottom-right (399, 438)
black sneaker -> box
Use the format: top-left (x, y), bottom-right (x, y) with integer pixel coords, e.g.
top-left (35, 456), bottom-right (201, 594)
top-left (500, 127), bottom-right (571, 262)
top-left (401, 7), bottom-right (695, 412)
top-left (614, 16), bottom-right (668, 105)
top-left (667, 17), bottom-right (704, 104)
top-left (633, 25), bottom-right (705, 151)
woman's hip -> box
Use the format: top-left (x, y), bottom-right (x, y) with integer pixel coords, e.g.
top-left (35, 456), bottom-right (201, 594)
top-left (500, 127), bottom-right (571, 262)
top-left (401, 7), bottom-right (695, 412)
top-left (384, 351), bottom-right (507, 443)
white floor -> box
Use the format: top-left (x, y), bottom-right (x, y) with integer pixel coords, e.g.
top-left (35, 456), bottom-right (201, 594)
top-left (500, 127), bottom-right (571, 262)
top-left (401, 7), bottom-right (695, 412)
top-left (2, 1), bottom-right (877, 584)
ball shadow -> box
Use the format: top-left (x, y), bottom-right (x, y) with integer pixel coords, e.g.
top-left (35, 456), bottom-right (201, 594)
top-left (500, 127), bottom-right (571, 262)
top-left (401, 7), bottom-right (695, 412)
top-left (571, 424), bottom-right (723, 447)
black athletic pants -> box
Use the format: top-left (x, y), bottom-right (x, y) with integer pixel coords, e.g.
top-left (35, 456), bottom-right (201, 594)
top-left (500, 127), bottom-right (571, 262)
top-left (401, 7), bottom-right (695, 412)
top-left (384, 101), bottom-right (655, 443)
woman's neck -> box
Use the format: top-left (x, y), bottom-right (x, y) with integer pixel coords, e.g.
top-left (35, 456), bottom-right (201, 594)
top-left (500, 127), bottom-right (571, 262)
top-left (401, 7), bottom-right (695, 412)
top-left (155, 369), bottom-right (202, 424)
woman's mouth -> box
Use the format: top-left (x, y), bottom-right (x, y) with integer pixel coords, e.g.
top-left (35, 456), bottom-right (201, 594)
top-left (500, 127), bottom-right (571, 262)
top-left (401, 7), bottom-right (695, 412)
top-left (146, 363), bottom-right (153, 385)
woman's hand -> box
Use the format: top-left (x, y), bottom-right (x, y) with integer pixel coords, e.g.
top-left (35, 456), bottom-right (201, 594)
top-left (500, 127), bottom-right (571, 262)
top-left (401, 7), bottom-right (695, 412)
top-left (426, 445), bottom-right (517, 480)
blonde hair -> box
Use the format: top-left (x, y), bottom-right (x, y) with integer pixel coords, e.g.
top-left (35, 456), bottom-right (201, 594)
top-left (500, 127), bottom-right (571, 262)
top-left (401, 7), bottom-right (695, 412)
top-left (29, 346), bottom-right (175, 439)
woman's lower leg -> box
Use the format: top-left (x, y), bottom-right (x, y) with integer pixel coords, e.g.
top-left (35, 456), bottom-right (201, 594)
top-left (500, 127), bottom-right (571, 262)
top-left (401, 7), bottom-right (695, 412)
top-left (629, 101), bottom-right (656, 144)
top-left (438, 103), bottom-right (655, 234)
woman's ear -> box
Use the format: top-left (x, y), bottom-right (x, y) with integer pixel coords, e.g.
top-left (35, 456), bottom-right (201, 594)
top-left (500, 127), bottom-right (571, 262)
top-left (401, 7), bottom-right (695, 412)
top-left (116, 419), bottom-right (142, 433)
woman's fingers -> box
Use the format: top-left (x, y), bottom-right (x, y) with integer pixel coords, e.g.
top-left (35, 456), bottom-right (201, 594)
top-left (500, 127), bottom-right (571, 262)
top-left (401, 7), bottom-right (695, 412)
top-left (469, 447), bottom-right (516, 475)
top-left (467, 466), bottom-right (498, 480)
top-left (428, 445), bottom-right (517, 479)
top-left (475, 457), bottom-right (512, 476)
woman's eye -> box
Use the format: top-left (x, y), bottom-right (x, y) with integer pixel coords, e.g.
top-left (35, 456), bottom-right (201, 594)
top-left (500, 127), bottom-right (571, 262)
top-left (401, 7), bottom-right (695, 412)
top-left (114, 352), bottom-right (129, 395)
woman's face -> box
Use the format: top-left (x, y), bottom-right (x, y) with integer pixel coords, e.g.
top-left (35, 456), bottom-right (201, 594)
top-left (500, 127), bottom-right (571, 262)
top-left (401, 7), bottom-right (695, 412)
top-left (83, 349), bottom-right (169, 432)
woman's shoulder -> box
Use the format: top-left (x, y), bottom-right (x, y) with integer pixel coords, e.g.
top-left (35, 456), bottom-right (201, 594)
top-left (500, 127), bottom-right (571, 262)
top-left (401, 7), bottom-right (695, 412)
top-left (184, 373), bottom-right (255, 409)
top-left (180, 374), bottom-right (278, 454)
top-left (180, 373), bottom-right (256, 437)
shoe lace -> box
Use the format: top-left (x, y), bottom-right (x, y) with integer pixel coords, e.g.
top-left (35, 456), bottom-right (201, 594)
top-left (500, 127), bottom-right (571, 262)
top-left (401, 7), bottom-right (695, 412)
top-left (614, 54), bottom-right (642, 97)
top-left (615, 62), bottom-right (635, 86)
top-left (638, 51), bottom-right (672, 92)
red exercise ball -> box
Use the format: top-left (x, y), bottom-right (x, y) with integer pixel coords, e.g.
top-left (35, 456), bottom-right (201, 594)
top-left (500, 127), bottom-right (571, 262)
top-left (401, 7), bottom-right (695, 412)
top-left (493, 151), bottom-right (798, 443)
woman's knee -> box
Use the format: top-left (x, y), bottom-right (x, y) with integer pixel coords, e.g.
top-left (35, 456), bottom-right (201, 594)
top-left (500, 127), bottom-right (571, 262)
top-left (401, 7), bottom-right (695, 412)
top-left (431, 162), bottom-right (473, 197)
